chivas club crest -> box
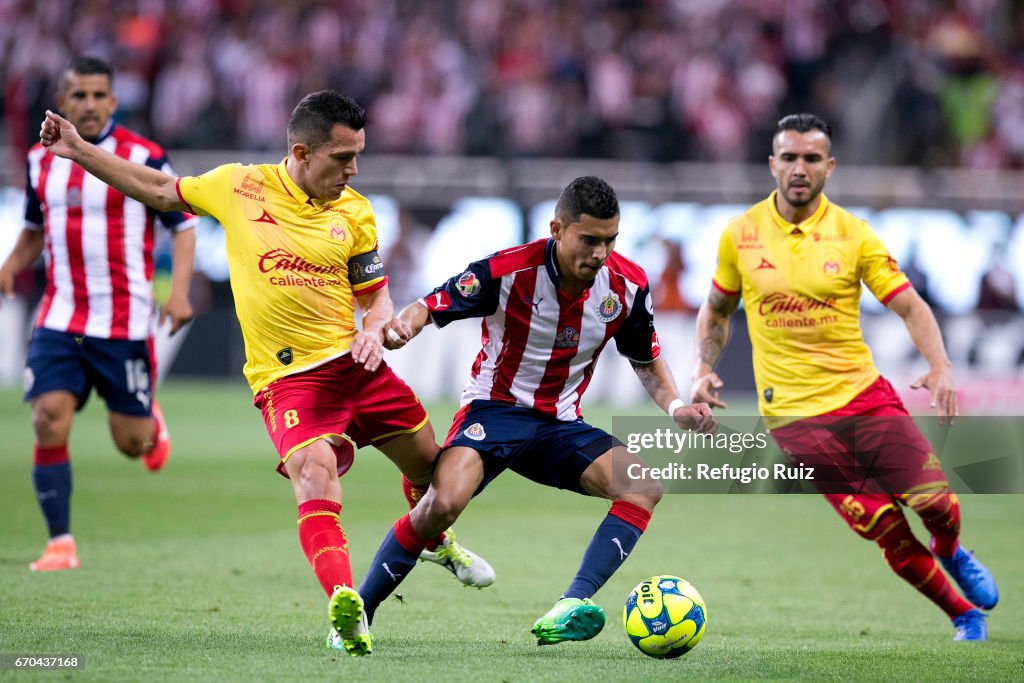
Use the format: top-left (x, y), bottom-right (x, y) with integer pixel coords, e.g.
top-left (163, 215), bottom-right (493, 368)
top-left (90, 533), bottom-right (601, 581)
top-left (276, 347), bottom-right (293, 365)
top-left (456, 271), bottom-right (481, 297)
top-left (463, 423), bottom-right (486, 440)
top-left (595, 292), bottom-right (622, 322)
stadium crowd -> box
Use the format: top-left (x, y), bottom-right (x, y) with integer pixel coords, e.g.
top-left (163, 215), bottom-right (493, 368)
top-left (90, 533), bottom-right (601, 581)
top-left (2, 0), bottom-right (1023, 171)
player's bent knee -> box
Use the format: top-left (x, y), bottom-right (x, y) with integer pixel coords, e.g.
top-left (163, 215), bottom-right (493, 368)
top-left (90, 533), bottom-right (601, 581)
top-left (416, 490), bottom-right (467, 534)
top-left (610, 475), bottom-right (663, 511)
top-left (296, 459), bottom-right (335, 489)
top-left (31, 403), bottom-right (71, 440)
top-left (112, 433), bottom-right (147, 458)
top-left (287, 448), bottom-right (339, 499)
top-left (628, 487), bottom-right (663, 512)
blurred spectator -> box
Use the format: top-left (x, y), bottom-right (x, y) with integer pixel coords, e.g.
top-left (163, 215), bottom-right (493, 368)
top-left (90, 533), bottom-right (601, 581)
top-left (926, 5), bottom-right (999, 165)
top-left (976, 249), bottom-right (1020, 312)
top-left (382, 208), bottom-right (432, 308)
top-left (652, 238), bottom-right (696, 315)
top-left (902, 244), bottom-right (937, 309)
top-left (1, 0), bottom-right (1023, 170)
top-left (991, 61), bottom-right (1024, 168)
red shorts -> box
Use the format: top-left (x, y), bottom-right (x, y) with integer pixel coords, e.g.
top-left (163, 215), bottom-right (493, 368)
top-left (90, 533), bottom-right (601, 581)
top-left (253, 354), bottom-right (429, 478)
top-left (771, 376), bottom-right (949, 535)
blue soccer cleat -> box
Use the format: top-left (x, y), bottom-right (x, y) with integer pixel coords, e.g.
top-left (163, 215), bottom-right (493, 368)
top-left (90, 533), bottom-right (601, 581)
top-left (951, 609), bottom-right (987, 641)
top-left (937, 545), bottom-right (999, 610)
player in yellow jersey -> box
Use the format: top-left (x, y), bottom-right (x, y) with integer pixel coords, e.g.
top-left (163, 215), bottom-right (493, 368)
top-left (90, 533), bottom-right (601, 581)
top-left (691, 114), bottom-right (997, 641)
top-left (36, 90), bottom-right (494, 657)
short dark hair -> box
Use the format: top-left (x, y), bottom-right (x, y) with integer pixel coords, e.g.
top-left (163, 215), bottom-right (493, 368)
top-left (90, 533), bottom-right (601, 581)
top-left (774, 113), bottom-right (832, 150)
top-left (61, 56), bottom-right (113, 91)
top-left (287, 90), bottom-right (365, 148)
top-left (554, 176), bottom-right (619, 223)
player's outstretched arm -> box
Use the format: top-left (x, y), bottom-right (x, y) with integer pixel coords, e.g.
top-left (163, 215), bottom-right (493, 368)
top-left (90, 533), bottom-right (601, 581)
top-left (690, 287), bottom-right (739, 409)
top-left (39, 110), bottom-right (186, 214)
top-left (0, 228), bottom-right (44, 301)
top-left (631, 357), bottom-right (717, 434)
top-left (382, 300), bottom-right (431, 350)
top-left (159, 227), bottom-right (196, 335)
top-left (353, 285), bottom-right (396, 372)
top-left (887, 287), bottom-right (959, 423)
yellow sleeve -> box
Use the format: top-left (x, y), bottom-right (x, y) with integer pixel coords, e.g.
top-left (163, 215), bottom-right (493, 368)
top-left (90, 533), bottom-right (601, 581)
top-left (711, 228), bottom-right (741, 295)
top-left (351, 201), bottom-right (379, 256)
top-left (348, 202), bottom-right (387, 296)
top-left (860, 222), bottom-right (911, 305)
top-left (175, 164), bottom-right (238, 218)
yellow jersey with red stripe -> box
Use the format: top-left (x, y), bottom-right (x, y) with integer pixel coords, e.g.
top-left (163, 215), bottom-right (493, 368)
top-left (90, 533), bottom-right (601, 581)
top-left (176, 159), bottom-right (387, 393)
top-left (712, 192), bottom-right (910, 421)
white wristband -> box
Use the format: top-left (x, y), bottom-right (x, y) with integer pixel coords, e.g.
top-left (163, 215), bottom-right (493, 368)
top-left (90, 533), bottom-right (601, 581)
top-left (667, 398), bottom-right (686, 416)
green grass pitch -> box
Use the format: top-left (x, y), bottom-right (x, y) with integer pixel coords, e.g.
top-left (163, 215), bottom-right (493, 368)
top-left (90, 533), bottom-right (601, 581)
top-left (0, 380), bottom-right (1021, 681)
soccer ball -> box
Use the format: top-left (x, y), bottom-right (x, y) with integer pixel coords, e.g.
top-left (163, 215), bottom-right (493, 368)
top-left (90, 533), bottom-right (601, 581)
top-left (623, 575), bottom-right (707, 658)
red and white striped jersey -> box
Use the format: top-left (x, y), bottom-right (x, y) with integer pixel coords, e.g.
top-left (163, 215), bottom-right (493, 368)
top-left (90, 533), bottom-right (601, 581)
top-left (25, 122), bottom-right (196, 340)
top-left (423, 238), bottom-right (661, 421)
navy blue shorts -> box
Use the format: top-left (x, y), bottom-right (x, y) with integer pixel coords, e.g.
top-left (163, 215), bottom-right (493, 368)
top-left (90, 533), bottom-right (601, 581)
top-left (443, 400), bottom-right (623, 496)
top-left (24, 328), bottom-right (155, 417)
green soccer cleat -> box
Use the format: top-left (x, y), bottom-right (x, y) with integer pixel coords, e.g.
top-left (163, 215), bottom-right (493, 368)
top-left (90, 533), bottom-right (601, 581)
top-left (419, 529), bottom-right (496, 588)
top-left (531, 597), bottom-right (606, 646)
top-left (328, 585), bottom-right (372, 656)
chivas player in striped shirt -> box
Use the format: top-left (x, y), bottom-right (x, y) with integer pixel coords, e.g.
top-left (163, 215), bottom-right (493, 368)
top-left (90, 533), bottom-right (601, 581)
top-left (0, 57), bottom-right (195, 573)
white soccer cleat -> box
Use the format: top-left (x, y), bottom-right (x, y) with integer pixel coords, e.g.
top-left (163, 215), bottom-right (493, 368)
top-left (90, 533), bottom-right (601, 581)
top-left (419, 529), bottom-right (495, 588)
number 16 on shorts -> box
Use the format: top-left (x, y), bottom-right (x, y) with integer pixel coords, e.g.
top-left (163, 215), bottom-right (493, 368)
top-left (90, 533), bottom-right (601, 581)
top-left (125, 359), bottom-right (151, 410)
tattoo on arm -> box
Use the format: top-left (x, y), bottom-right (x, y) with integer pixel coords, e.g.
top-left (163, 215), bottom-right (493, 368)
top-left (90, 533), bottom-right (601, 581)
top-left (631, 361), bottom-right (657, 392)
top-left (699, 289), bottom-right (739, 367)
top-left (698, 325), bottom-right (727, 367)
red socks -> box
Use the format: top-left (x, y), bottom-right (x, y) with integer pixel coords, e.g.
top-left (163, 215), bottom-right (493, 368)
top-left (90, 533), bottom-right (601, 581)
top-left (392, 513), bottom-right (429, 553)
top-left (874, 511), bottom-right (973, 618)
top-left (297, 499), bottom-right (352, 596)
top-left (609, 500), bottom-right (652, 532)
top-left (33, 444), bottom-right (69, 466)
top-left (401, 476), bottom-right (428, 507)
top-left (904, 491), bottom-right (961, 558)
top-left (401, 476), bottom-right (444, 551)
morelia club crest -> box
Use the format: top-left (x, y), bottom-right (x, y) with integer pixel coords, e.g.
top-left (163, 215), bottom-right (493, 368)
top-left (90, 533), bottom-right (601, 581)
top-left (596, 292), bottom-right (622, 322)
top-left (456, 271), bottom-right (481, 297)
top-left (464, 423), bottom-right (486, 440)
top-left (276, 347), bottom-right (293, 365)
top-left (823, 256), bottom-right (840, 275)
